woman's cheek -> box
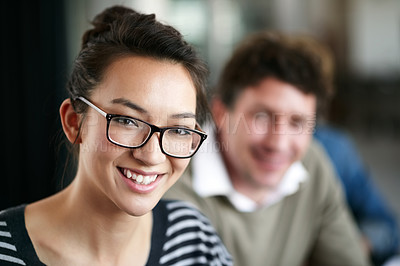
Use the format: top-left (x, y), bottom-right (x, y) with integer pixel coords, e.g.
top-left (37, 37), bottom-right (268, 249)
top-left (170, 158), bottom-right (190, 181)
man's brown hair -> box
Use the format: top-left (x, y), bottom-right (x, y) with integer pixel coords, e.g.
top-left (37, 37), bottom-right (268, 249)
top-left (214, 31), bottom-right (335, 115)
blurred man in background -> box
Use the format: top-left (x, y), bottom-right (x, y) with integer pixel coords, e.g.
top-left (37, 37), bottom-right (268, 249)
top-left (165, 31), bottom-right (371, 266)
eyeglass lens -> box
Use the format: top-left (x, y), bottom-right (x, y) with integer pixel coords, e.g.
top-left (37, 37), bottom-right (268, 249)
top-left (107, 116), bottom-right (202, 157)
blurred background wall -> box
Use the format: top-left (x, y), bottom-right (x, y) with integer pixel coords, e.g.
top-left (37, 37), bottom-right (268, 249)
top-left (1, 0), bottom-right (399, 221)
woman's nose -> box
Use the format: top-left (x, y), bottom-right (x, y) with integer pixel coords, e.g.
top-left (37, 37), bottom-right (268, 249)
top-left (131, 133), bottom-right (166, 166)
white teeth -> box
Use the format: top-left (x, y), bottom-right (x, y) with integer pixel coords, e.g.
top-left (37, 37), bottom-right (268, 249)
top-left (132, 173), bottom-right (137, 180)
top-left (122, 168), bottom-right (158, 185)
top-left (136, 175), bottom-right (143, 183)
top-left (126, 170), bottom-right (132, 178)
top-left (143, 176), bottom-right (150, 185)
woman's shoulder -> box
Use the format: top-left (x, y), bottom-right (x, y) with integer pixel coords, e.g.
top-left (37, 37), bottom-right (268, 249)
top-left (157, 199), bottom-right (214, 224)
top-left (0, 204), bottom-right (27, 236)
top-left (153, 199), bottom-right (233, 265)
top-left (156, 199), bottom-right (227, 238)
top-left (0, 204), bottom-right (44, 265)
top-left (0, 204), bottom-right (26, 218)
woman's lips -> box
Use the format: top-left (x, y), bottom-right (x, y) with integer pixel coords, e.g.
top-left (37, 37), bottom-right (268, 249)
top-left (117, 166), bottom-right (165, 194)
top-left (118, 167), bottom-right (161, 185)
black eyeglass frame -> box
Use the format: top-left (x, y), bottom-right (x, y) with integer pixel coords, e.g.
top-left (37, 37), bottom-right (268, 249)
top-left (75, 96), bottom-right (207, 159)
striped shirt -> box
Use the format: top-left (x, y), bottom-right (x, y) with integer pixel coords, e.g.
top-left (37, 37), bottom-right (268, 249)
top-left (0, 200), bottom-right (233, 265)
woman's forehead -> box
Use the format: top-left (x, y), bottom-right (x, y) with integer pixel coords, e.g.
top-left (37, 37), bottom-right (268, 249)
top-left (93, 56), bottom-right (197, 119)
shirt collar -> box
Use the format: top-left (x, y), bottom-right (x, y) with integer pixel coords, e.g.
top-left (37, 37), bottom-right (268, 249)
top-left (192, 123), bottom-right (309, 212)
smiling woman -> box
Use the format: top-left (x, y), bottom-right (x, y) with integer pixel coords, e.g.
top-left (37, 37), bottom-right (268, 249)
top-left (0, 5), bottom-right (232, 266)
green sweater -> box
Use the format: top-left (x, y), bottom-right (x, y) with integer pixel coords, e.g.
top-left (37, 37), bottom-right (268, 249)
top-left (164, 140), bottom-right (371, 266)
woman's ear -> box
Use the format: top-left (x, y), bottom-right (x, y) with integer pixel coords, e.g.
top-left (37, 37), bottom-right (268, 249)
top-left (60, 99), bottom-right (81, 144)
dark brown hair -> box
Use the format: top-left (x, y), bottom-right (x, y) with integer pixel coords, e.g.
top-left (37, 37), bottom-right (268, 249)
top-left (215, 31), bottom-right (334, 115)
top-left (67, 5), bottom-right (209, 124)
top-left (60, 5), bottom-right (210, 177)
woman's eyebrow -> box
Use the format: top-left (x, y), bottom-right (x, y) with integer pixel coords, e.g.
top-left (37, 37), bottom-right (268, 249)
top-left (170, 112), bottom-right (196, 120)
top-left (111, 97), bottom-right (196, 120)
top-left (111, 97), bottom-right (148, 114)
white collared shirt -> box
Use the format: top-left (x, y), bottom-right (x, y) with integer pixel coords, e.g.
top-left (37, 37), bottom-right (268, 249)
top-left (192, 124), bottom-right (309, 212)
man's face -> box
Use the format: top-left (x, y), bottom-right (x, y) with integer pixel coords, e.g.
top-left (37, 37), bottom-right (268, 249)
top-left (215, 77), bottom-right (316, 199)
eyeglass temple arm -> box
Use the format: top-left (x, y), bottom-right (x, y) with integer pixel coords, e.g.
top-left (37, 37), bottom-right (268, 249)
top-left (195, 123), bottom-right (208, 140)
top-left (76, 96), bottom-right (107, 117)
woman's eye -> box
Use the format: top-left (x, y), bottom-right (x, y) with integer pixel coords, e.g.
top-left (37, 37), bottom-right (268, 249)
top-left (115, 117), bottom-right (138, 127)
top-left (170, 128), bottom-right (191, 136)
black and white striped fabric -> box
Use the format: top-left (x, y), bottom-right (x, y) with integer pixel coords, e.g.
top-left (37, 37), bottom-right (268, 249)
top-left (0, 200), bottom-right (232, 265)
top-left (156, 201), bottom-right (232, 266)
top-left (0, 219), bottom-right (27, 265)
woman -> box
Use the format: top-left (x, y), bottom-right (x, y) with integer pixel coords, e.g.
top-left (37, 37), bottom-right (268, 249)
top-left (0, 5), bottom-right (232, 266)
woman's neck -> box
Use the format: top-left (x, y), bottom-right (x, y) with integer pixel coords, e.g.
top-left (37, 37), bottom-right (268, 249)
top-left (26, 177), bottom-right (153, 265)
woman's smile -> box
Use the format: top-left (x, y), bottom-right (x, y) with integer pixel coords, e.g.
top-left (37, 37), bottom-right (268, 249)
top-left (117, 166), bottom-right (165, 193)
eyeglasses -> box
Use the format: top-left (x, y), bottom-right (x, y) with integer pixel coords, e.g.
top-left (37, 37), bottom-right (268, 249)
top-left (75, 96), bottom-right (207, 159)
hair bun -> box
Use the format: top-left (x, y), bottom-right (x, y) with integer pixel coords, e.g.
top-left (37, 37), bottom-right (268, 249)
top-left (81, 5), bottom-right (136, 49)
